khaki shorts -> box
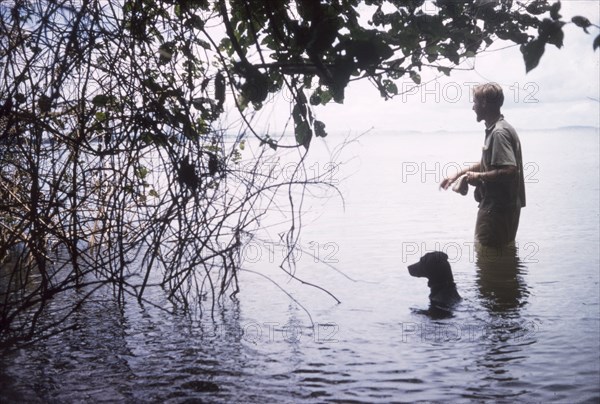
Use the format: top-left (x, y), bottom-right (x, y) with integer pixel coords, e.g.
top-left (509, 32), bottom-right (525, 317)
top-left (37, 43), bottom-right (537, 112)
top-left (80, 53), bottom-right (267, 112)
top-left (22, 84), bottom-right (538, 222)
top-left (475, 208), bottom-right (521, 247)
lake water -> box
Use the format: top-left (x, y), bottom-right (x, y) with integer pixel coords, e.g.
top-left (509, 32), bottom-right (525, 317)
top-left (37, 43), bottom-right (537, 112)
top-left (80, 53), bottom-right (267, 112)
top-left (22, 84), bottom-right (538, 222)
top-left (1, 128), bottom-right (599, 403)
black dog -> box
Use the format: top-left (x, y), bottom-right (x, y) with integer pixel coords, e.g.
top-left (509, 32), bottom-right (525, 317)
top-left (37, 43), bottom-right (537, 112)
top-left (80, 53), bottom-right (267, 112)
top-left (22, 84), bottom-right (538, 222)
top-left (408, 251), bottom-right (461, 311)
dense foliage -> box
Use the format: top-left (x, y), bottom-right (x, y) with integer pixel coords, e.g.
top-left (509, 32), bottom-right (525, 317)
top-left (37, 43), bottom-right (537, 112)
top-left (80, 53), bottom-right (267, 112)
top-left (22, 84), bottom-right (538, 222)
top-left (0, 0), bottom-right (596, 347)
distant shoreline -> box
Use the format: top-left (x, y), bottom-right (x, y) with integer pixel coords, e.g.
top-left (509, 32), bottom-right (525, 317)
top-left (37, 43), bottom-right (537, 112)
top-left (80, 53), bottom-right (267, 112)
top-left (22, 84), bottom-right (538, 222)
top-left (224, 126), bottom-right (600, 140)
top-left (323, 126), bottom-right (599, 137)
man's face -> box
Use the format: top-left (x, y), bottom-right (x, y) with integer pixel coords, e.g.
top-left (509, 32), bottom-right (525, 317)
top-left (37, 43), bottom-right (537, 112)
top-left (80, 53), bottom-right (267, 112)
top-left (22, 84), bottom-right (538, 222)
top-left (472, 96), bottom-right (486, 122)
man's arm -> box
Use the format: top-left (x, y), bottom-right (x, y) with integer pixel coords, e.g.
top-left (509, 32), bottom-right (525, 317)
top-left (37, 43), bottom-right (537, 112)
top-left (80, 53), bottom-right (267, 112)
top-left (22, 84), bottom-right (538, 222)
top-left (468, 128), bottom-right (519, 184)
top-left (466, 165), bottom-right (517, 185)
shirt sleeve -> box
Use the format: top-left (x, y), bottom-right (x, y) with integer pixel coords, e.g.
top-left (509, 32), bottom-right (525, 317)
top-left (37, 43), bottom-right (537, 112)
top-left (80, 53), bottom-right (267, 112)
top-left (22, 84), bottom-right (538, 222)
top-left (490, 129), bottom-right (517, 167)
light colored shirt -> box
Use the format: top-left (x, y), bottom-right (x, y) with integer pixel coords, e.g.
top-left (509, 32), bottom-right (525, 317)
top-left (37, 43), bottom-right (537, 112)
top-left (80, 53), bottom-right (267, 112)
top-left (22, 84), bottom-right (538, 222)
top-left (479, 116), bottom-right (526, 211)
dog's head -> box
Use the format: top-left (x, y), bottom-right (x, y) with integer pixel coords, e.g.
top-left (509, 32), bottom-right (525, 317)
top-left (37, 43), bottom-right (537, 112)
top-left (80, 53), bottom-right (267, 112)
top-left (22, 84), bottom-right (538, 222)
top-left (407, 251), bottom-right (454, 284)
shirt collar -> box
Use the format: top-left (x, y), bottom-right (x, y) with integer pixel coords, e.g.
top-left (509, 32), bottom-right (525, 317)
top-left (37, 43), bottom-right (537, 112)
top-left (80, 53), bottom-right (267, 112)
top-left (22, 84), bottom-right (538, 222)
top-left (485, 114), bottom-right (504, 134)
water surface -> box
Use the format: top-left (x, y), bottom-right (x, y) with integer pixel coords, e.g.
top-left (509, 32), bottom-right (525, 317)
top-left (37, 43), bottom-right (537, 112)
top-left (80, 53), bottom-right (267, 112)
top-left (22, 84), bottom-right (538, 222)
top-left (1, 128), bottom-right (599, 403)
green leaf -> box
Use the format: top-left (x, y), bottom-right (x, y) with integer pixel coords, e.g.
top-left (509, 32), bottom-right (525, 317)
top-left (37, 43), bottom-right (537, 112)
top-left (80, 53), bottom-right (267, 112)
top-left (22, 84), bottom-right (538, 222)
top-left (187, 15), bottom-right (205, 30)
top-left (143, 78), bottom-right (162, 93)
top-left (219, 37), bottom-right (233, 55)
top-left (425, 44), bottom-right (439, 56)
top-left (215, 72), bottom-right (226, 106)
top-left (383, 79), bottom-right (398, 95)
top-left (572, 16), bottom-right (591, 33)
top-left (309, 92), bottom-right (321, 106)
top-left (319, 88), bottom-right (333, 105)
top-left (306, 15), bottom-right (340, 54)
top-left (15, 93), bottom-right (26, 104)
top-left (293, 98), bottom-right (312, 147)
top-left (520, 39), bottom-right (545, 73)
top-left (135, 165), bottom-right (149, 180)
top-left (158, 42), bottom-right (175, 64)
top-left (409, 71), bottom-right (421, 85)
top-left (346, 33), bottom-right (394, 69)
top-left (539, 19), bottom-right (564, 49)
top-left (38, 95), bottom-right (52, 112)
top-left (197, 39), bottom-right (211, 50)
top-left (314, 120), bottom-right (327, 138)
top-left (526, 0), bottom-right (550, 15)
top-left (310, 87), bottom-right (333, 106)
top-left (437, 66), bottom-right (452, 76)
top-left (241, 70), bottom-right (270, 104)
top-left (594, 34), bottom-right (600, 51)
top-left (92, 94), bottom-right (110, 107)
top-left (295, 120), bottom-right (312, 147)
top-left (260, 136), bottom-right (278, 150)
top-left (550, 1), bottom-right (562, 21)
top-left (95, 111), bottom-right (107, 122)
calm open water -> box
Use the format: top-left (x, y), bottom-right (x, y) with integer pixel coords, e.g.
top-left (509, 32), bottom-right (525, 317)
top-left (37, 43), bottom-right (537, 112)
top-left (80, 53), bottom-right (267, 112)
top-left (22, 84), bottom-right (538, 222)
top-left (1, 128), bottom-right (599, 403)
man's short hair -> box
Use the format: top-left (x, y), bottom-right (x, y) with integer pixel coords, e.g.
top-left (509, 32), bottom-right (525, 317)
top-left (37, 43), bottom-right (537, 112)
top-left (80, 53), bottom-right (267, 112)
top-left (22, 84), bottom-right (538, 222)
top-left (473, 83), bottom-right (504, 110)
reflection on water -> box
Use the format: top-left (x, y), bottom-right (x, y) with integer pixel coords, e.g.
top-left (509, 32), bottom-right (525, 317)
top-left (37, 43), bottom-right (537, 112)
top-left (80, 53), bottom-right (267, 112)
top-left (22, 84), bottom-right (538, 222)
top-left (469, 243), bottom-right (539, 402)
top-left (1, 130), bottom-right (599, 403)
top-left (475, 243), bottom-right (529, 316)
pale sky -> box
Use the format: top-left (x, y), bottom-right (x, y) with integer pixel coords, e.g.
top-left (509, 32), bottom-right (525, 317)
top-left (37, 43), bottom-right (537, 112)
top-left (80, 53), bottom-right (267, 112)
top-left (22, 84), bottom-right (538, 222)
top-left (252, 1), bottom-right (600, 134)
top-left (325, 0), bottom-right (600, 133)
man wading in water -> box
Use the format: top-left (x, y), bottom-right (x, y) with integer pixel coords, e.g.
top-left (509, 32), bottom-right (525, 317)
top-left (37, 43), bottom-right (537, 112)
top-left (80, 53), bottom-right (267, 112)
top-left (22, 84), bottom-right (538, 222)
top-left (440, 83), bottom-right (526, 248)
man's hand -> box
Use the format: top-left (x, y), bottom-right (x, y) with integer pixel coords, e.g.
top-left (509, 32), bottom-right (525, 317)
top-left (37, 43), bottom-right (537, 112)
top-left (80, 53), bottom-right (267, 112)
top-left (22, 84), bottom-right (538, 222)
top-left (440, 162), bottom-right (481, 191)
top-left (439, 176), bottom-right (456, 190)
